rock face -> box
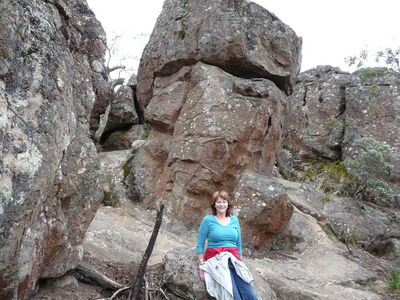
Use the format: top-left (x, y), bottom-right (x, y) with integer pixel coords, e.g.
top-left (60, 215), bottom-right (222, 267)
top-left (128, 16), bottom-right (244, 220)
top-left (101, 84), bottom-right (138, 140)
top-left (277, 66), bottom-right (356, 178)
top-left (233, 172), bottom-right (293, 249)
top-left (132, 62), bottom-right (289, 226)
top-left (101, 124), bottom-right (144, 151)
top-left (277, 178), bottom-right (399, 258)
top-left (137, 0), bottom-right (302, 106)
top-left (84, 206), bottom-right (191, 266)
top-left (0, 0), bottom-right (106, 298)
top-left (278, 66), bottom-right (400, 199)
top-left (343, 70), bottom-right (400, 182)
top-left (253, 208), bottom-right (383, 300)
top-left (132, 0), bottom-right (301, 242)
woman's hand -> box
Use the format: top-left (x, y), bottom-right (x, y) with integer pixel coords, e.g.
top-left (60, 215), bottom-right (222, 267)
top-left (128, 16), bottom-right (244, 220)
top-left (199, 269), bottom-right (205, 281)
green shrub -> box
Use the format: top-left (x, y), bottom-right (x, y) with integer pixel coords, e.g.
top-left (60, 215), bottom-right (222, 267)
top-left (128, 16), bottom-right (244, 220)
top-left (344, 137), bottom-right (396, 202)
top-left (140, 122), bottom-right (151, 140)
top-left (321, 194), bottom-right (332, 205)
top-left (302, 161), bottom-right (357, 197)
top-left (353, 67), bottom-right (389, 79)
top-left (367, 102), bottom-right (379, 113)
top-left (367, 84), bottom-right (379, 95)
top-left (329, 117), bottom-right (346, 129)
top-left (386, 271), bottom-right (400, 291)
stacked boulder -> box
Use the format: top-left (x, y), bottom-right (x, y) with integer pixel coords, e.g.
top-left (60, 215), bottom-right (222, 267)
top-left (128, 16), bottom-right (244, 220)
top-left (129, 0), bottom-right (302, 249)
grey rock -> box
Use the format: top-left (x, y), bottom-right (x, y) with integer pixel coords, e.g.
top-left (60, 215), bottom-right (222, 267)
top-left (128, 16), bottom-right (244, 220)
top-left (32, 274), bottom-right (103, 300)
top-left (343, 69), bottom-right (400, 192)
top-left (0, 0), bottom-right (105, 297)
top-left (277, 66), bottom-right (357, 178)
top-left (255, 207), bottom-right (382, 300)
top-left (233, 171), bottom-right (294, 249)
top-left (137, 0), bottom-right (302, 106)
top-left (101, 124), bottom-right (145, 151)
top-left (101, 84), bottom-right (138, 138)
top-left (98, 149), bottom-right (133, 207)
top-left (83, 206), bottom-right (191, 266)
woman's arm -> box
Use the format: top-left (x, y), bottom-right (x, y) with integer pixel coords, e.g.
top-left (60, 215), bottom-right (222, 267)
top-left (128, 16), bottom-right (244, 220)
top-left (196, 216), bottom-right (209, 254)
top-left (236, 216), bottom-right (243, 258)
top-left (196, 217), bottom-right (209, 281)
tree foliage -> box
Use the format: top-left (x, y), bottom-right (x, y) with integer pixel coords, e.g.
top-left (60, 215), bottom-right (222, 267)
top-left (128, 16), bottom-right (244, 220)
top-left (346, 47), bottom-right (400, 72)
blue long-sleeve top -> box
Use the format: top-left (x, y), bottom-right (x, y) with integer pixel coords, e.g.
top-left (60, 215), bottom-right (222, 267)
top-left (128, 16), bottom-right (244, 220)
top-left (196, 215), bottom-right (243, 255)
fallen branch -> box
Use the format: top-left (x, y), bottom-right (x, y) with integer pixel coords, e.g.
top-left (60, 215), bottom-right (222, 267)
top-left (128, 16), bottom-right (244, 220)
top-left (129, 204), bottom-right (165, 299)
top-left (75, 262), bottom-right (123, 290)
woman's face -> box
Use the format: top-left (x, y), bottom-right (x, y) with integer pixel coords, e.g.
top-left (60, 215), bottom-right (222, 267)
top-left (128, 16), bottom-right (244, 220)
top-left (215, 197), bottom-right (228, 215)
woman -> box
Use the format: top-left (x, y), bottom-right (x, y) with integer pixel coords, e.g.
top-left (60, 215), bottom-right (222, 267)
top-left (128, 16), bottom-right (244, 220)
top-left (196, 190), bottom-right (258, 300)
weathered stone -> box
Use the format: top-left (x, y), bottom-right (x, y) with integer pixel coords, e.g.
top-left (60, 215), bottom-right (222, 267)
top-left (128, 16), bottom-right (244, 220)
top-left (232, 171), bottom-right (294, 249)
top-left (32, 274), bottom-right (104, 300)
top-left (126, 130), bottom-right (172, 203)
top-left (137, 0), bottom-right (302, 106)
top-left (101, 124), bottom-right (144, 151)
top-left (145, 66), bottom-right (192, 132)
top-left (322, 197), bottom-right (389, 245)
top-left (254, 207), bottom-right (382, 300)
top-left (131, 62), bottom-right (287, 226)
top-left (98, 149), bottom-right (133, 207)
top-left (275, 178), bottom-right (326, 221)
top-left (277, 66), bottom-right (357, 178)
top-left (343, 69), bottom-right (400, 186)
top-left (277, 178), bottom-right (397, 252)
top-left (101, 84), bottom-right (138, 138)
top-left (90, 73), bottom-right (112, 138)
top-left (127, 73), bottom-right (138, 87)
top-left (84, 206), bottom-right (191, 266)
top-left (0, 0), bottom-right (105, 298)
top-left (163, 247), bottom-right (277, 300)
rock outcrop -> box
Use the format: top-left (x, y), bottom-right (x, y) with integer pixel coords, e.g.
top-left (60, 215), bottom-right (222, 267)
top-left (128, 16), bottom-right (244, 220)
top-left (343, 69), bottom-right (400, 183)
top-left (277, 66), bottom-right (356, 178)
top-left (233, 172), bottom-right (293, 249)
top-left (277, 66), bottom-right (400, 202)
top-left (130, 0), bottom-right (302, 248)
top-left (0, 0), bottom-right (106, 298)
top-left (132, 62), bottom-right (291, 227)
top-left (137, 0), bottom-right (302, 106)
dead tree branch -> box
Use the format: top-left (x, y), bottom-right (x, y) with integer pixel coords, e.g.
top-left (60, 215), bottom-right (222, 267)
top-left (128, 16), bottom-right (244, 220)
top-left (129, 204), bottom-right (165, 300)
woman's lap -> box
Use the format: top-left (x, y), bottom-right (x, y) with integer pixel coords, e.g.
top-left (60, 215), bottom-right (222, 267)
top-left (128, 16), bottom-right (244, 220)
top-left (228, 259), bottom-right (258, 300)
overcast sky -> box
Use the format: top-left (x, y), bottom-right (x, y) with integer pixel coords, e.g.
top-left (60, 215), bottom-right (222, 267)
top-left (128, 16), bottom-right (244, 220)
top-left (87, 0), bottom-right (400, 77)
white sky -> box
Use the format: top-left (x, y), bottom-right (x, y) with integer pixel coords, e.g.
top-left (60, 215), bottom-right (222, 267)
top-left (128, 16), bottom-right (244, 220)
top-left (87, 0), bottom-right (400, 77)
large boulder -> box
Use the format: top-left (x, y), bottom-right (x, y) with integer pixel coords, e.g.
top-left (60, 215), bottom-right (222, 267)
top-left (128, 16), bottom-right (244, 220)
top-left (0, 0), bottom-right (106, 298)
top-left (137, 0), bottom-right (302, 106)
top-left (83, 206), bottom-right (191, 266)
top-left (101, 124), bottom-right (145, 151)
top-left (252, 223), bottom-right (383, 300)
top-left (101, 84), bottom-right (138, 140)
top-left (129, 62), bottom-right (288, 227)
top-left (97, 149), bottom-right (134, 207)
top-left (232, 171), bottom-right (293, 249)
